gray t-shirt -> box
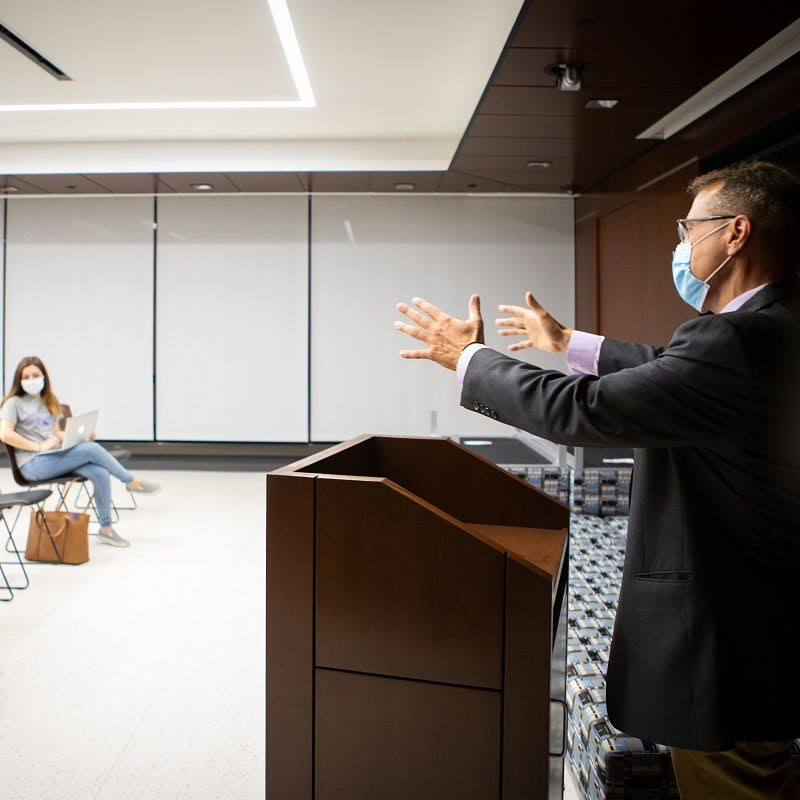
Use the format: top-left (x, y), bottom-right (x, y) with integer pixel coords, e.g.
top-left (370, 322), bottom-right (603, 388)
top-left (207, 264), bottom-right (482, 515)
top-left (0, 394), bottom-right (59, 467)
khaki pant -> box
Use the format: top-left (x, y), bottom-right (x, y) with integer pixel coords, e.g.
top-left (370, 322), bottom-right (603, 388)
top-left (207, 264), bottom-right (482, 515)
top-left (671, 740), bottom-right (800, 800)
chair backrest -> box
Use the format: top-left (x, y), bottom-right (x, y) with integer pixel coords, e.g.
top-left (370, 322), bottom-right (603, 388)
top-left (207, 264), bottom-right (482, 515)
top-left (3, 443), bottom-right (30, 487)
top-left (59, 404), bottom-right (72, 432)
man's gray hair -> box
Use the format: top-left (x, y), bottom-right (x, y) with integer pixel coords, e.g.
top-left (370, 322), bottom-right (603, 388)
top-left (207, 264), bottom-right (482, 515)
top-left (689, 161), bottom-right (800, 265)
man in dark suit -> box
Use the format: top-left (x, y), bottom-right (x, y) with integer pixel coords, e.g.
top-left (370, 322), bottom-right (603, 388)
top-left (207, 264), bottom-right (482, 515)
top-left (394, 161), bottom-right (800, 798)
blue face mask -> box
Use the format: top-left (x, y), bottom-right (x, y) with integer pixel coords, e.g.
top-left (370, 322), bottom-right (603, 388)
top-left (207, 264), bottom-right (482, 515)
top-left (671, 222), bottom-right (733, 311)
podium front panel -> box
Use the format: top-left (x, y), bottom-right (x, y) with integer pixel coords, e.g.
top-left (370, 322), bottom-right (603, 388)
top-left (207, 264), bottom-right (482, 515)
top-left (315, 477), bottom-right (505, 689)
top-left (315, 669), bottom-right (501, 800)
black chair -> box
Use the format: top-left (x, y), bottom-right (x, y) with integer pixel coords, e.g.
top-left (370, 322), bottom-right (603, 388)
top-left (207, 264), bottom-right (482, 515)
top-left (0, 488), bottom-right (52, 601)
top-left (3, 443), bottom-right (98, 531)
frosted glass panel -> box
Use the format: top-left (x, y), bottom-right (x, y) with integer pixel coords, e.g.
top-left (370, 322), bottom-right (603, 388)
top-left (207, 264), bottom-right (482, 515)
top-left (311, 196), bottom-right (574, 440)
top-left (156, 196), bottom-right (308, 441)
top-left (5, 198), bottom-right (155, 439)
top-left (0, 200), bottom-right (4, 394)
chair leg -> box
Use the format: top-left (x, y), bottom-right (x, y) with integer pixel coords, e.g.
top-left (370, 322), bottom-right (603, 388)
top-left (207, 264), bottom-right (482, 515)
top-left (4, 501), bottom-right (25, 544)
top-left (0, 561), bottom-right (13, 601)
top-left (0, 513), bottom-right (29, 591)
top-left (72, 482), bottom-right (119, 525)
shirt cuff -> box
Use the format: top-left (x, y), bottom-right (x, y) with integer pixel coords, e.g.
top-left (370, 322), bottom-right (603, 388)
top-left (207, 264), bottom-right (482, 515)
top-left (566, 330), bottom-right (604, 376)
top-left (456, 343), bottom-right (488, 385)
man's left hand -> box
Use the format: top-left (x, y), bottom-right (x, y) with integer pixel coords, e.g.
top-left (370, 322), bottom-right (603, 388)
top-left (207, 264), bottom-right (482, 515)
top-left (394, 295), bottom-right (484, 371)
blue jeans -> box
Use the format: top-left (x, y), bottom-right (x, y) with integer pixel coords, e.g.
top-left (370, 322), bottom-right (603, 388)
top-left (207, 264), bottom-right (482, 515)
top-left (21, 442), bottom-right (134, 527)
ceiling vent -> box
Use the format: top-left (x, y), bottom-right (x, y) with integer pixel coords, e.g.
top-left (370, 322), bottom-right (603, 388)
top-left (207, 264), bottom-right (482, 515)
top-left (0, 22), bottom-right (71, 80)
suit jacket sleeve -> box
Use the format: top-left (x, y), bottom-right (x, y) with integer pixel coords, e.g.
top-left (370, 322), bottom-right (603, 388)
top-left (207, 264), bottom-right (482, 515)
top-left (598, 339), bottom-right (665, 374)
top-left (461, 315), bottom-right (751, 449)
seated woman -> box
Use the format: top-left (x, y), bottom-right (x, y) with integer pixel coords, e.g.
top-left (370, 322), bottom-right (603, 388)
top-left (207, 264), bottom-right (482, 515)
top-left (0, 356), bottom-right (160, 548)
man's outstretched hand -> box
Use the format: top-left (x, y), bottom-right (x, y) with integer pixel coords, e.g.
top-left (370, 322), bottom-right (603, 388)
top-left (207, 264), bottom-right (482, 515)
top-left (394, 295), bottom-right (484, 370)
top-left (496, 291), bottom-right (573, 353)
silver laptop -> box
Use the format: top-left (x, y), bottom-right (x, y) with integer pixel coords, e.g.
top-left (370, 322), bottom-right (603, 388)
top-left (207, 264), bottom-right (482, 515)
top-left (55, 410), bottom-right (99, 452)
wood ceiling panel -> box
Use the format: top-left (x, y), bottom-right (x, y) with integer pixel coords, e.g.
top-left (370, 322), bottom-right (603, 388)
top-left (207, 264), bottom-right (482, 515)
top-left (511, 3), bottom-right (687, 50)
top-left (12, 174), bottom-right (112, 193)
top-left (512, 2), bottom-right (798, 82)
top-left (458, 169), bottom-right (576, 190)
top-left (495, 48), bottom-right (699, 89)
top-left (453, 155), bottom-right (574, 173)
top-left (1, 176), bottom-right (49, 194)
top-left (81, 173), bottom-right (173, 193)
top-left (437, 171), bottom-right (509, 193)
top-left (467, 115), bottom-right (587, 138)
top-left (156, 173), bottom-right (240, 193)
top-left (225, 173), bottom-right (307, 192)
top-left (480, 86), bottom-right (692, 118)
top-left (459, 137), bottom-right (578, 157)
top-left (369, 172), bottom-right (443, 192)
top-left (458, 137), bottom-right (653, 168)
top-left (466, 113), bottom-right (659, 142)
top-left (308, 172), bottom-right (371, 192)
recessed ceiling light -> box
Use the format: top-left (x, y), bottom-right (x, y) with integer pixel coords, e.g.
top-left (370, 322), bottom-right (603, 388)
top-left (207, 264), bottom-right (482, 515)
top-left (190, 183), bottom-right (214, 191)
top-left (1, 185), bottom-right (20, 193)
top-left (526, 160), bottom-right (552, 169)
top-left (394, 183), bottom-right (415, 191)
top-left (585, 99), bottom-right (619, 110)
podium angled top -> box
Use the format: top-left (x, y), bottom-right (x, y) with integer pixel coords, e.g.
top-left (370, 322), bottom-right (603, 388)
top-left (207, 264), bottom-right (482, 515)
top-left (271, 433), bottom-right (568, 539)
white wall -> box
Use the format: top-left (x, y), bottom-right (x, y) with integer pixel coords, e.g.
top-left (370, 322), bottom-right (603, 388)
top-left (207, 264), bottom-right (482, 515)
top-left (155, 196), bottom-right (309, 441)
top-left (310, 196), bottom-right (574, 440)
top-left (1, 194), bottom-right (574, 443)
top-left (5, 197), bottom-right (155, 439)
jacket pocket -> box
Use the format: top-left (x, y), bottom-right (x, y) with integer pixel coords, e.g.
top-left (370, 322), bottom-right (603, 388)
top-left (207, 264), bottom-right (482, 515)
top-left (631, 573), bottom-right (692, 610)
top-left (634, 570), bottom-right (694, 583)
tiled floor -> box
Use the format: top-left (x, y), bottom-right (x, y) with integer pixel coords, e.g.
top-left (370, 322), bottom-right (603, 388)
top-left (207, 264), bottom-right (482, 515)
top-left (0, 469), bottom-right (265, 800)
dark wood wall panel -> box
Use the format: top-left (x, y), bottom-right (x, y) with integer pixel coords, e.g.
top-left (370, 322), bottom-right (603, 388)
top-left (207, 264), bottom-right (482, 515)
top-left (574, 211), bottom-right (598, 332)
top-left (576, 53), bottom-right (799, 346)
top-left (597, 202), bottom-right (642, 341)
top-left (636, 162), bottom-right (699, 344)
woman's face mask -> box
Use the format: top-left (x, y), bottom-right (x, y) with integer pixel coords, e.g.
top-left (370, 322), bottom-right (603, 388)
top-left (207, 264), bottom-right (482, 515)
top-left (21, 377), bottom-right (45, 396)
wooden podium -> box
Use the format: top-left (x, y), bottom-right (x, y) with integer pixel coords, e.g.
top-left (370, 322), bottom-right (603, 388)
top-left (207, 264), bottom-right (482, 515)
top-left (267, 435), bottom-right (569, 800)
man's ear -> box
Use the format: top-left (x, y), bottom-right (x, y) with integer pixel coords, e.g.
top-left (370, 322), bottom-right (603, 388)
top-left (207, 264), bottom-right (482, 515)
top-left (728, 214), bottom-right (752, 255)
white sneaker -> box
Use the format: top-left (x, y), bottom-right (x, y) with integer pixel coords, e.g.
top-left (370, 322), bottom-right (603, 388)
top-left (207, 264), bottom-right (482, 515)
top-left (128, 480), bottom-right (161, 494)
top-left (97, 528), bottom-right (130, 548)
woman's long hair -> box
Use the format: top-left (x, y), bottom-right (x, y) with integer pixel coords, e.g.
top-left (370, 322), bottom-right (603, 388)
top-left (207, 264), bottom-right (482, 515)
top-left (2, 356), bottom-right (61, 417)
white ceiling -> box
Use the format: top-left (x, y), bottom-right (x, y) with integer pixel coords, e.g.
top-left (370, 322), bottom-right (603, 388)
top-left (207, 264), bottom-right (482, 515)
top-left (0, 0), bottom-right (524, 173)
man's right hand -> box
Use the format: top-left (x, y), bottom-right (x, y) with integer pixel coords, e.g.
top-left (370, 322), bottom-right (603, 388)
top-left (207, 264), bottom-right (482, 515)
top-left (496, 291), bottom-right (573, 353)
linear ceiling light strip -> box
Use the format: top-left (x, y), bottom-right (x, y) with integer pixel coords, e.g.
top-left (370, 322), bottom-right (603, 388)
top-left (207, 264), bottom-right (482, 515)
top-left (0, 22), bottom-right (71, 80)
top-left (637, 18), bottom-right (800, 141)
top-left (267, 0), bottom-right (315, 106)
top-left (0, 0), bottom-right (314, 112)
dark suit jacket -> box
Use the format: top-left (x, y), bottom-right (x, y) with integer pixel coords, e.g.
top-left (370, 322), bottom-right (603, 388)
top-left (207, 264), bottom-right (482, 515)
top-left (461, 277), bottom-right (800, 749)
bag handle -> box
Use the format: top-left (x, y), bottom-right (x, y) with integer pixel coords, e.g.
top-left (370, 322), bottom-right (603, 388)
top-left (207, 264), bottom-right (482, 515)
top-left (35, 508), bottom-right (68, 562)
top-left (36, 508), bottom-right (68, 540)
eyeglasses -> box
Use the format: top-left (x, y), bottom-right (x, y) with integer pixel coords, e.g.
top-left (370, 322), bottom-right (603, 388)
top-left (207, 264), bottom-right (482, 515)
top-left (676, 215), bottom-right (735, 244)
